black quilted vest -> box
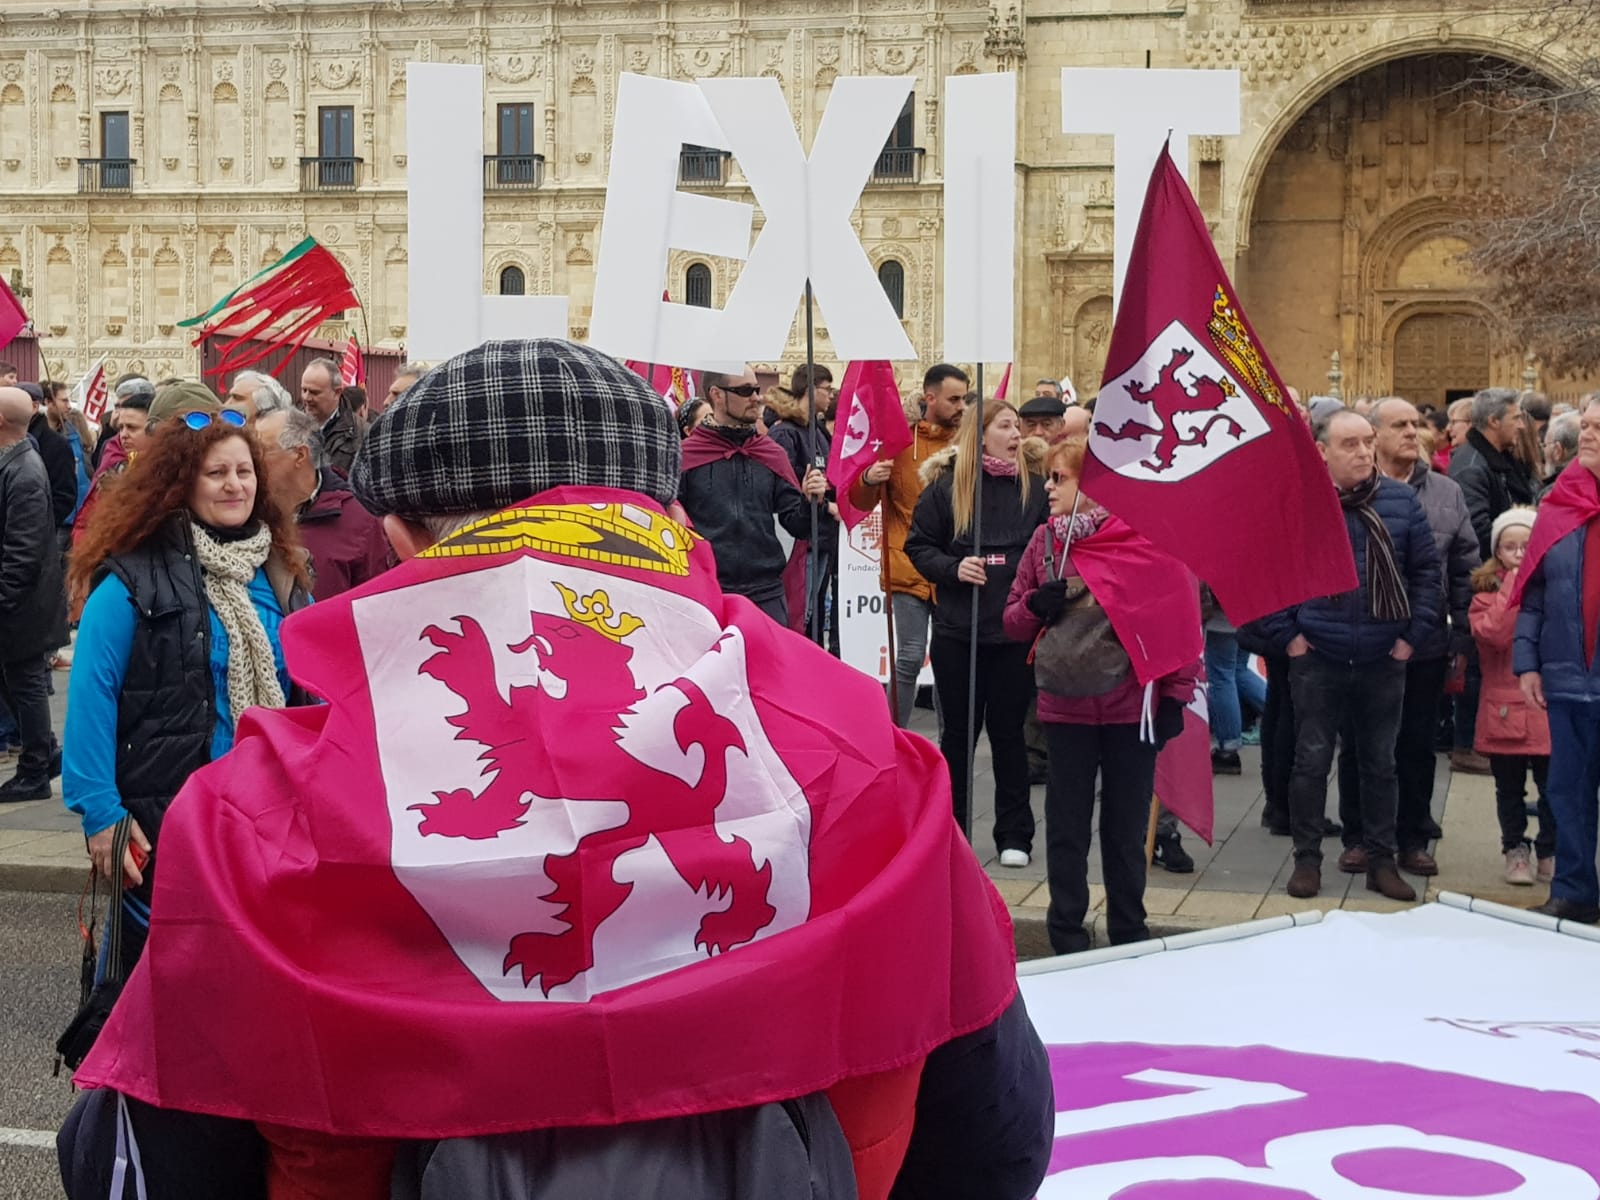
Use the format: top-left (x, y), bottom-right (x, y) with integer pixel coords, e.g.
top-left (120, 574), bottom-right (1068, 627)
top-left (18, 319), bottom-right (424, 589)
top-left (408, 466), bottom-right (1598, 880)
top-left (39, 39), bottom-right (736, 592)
top-left (98, 516), bottom-right (214, 845)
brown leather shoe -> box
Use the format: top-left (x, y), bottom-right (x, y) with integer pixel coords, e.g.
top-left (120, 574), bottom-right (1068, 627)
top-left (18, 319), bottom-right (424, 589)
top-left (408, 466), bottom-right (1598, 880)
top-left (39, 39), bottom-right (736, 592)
top-left (1367, 861), bottom-right (1418, 902)
top-left (1287, 860), bottom-right (1321, 898)
top-left (1337, 845), bottom-right (1368, 874)
top-left (1449, 749), bottom-right (1492, 776)
top-left (1398, 848), bottom-right (1438, 876)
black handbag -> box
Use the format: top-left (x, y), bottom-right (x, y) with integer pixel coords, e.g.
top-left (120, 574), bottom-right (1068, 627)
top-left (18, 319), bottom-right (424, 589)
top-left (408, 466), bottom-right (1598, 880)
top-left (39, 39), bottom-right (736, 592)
top-left (1031, 525), bottom-right (1132, 698)
top-left (55, 818), bottom-right (131, 1075)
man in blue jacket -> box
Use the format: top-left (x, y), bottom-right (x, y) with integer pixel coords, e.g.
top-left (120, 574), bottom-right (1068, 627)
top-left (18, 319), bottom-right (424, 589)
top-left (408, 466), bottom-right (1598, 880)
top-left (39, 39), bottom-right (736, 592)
top-left (1513, 398), bottom-right (1600, 924)
top-left (1261, 409), bottom-right (1441, 902)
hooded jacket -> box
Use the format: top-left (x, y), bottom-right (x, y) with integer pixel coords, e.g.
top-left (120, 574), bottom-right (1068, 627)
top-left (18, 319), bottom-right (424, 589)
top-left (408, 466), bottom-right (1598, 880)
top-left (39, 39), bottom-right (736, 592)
top-left (764, 388), bottom-right (839, 559)
top-left (904, 441), bottom-right (1048, 645)
top-left (847, 395), bottom-right (959, 602)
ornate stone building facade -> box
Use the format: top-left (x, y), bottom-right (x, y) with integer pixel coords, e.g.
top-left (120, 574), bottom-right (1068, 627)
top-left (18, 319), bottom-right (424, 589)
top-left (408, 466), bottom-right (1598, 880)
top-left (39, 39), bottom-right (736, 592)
top-left (0, 0), bottom-right (1572, 402)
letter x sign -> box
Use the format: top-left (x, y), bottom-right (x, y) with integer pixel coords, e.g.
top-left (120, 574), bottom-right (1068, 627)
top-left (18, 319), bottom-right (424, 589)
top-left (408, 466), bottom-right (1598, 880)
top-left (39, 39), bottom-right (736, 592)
top-left (591, 73), bottom-right (919, 373)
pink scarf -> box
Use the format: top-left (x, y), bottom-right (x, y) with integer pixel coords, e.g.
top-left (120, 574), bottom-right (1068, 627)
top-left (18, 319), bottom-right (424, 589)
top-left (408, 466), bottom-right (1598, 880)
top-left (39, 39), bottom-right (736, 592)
top-left (981, 453), bottom-right (1019, 478)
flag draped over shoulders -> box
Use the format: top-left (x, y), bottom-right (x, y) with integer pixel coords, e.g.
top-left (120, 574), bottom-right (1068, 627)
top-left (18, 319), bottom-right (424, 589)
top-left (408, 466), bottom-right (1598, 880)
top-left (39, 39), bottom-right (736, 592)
top-left (76, 486), bottom-right (1018, 1140)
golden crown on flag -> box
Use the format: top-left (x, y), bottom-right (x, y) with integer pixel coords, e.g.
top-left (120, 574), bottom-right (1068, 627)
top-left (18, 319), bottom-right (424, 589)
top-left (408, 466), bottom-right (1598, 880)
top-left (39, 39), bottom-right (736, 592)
top-left (553, 582), bottom-right (644, 643)
top-left (424, 502), bottom-right (697, 576)
top-left (1207, 285), bottom-right (1286, 415)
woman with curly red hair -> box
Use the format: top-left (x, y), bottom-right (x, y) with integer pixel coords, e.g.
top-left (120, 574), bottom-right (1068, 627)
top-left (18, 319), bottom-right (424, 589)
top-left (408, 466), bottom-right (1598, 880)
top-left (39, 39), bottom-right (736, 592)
top-left (62, 388), bottom-right (311, 980)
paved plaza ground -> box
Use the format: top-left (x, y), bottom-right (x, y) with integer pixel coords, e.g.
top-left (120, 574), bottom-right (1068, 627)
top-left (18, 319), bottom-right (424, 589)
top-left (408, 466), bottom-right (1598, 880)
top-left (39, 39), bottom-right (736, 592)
top-left (0, 674), bottom-right (1549, 963)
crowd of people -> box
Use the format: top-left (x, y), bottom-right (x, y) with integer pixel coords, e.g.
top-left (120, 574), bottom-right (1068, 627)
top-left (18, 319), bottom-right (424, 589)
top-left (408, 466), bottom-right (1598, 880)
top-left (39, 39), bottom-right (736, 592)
top-left (3, 333), bottom-right (1600, 1193)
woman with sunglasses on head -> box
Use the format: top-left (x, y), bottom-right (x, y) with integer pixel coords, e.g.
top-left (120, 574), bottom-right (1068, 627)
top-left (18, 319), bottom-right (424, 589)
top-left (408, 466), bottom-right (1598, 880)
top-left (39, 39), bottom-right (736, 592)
top-left (62, 385), bottom-right (312, 980)
top-left (906, 399), bottom-right (1048, 864)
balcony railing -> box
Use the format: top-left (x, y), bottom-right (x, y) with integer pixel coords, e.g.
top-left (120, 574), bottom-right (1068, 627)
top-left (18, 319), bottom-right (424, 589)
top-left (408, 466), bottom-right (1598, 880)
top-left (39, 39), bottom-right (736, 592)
top-left (484, 153), bottom-right (545, 191)
top-left (78, 158), bottom-right (135, 193)
top-left (300, 156), bottom-right (363, 191)
top-left (871, 146), bottom-right (925, 185)
top-left (679, 148), bottom-right (731, 187)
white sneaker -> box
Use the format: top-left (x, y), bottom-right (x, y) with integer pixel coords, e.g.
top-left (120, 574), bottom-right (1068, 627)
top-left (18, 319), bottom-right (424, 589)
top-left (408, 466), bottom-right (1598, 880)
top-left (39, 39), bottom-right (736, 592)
top-left (999, 848), bottom-right (1031, 869)
top-left (1504, 845), bottom-right (1535, 886)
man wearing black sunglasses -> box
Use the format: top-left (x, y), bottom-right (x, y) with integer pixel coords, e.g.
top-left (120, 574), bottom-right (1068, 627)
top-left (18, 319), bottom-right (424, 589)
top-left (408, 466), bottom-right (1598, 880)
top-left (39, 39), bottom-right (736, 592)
top-left (680, 366), bottom-right (829, 626)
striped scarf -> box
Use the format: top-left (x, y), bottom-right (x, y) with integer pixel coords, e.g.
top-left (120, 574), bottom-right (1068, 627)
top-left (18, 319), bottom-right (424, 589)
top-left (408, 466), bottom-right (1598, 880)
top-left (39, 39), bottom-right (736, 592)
top-left (190, 521), bottom-right (287, 728)
top-left (1340, 473), bottom-right (1410, 623)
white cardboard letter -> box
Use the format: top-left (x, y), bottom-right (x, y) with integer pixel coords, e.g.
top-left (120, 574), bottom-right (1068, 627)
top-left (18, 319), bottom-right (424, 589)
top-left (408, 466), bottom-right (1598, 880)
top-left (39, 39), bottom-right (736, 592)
top-left (589, 74), bottom-right (754, 374)
top-left (406, 64), bottom-right (568, 361)
top-left (944, 72), bottom-right (1016, 364)
top-left (1060, 68), bottom-right (1241, 310)
top-left (698, 75), bottom-right (917, 364)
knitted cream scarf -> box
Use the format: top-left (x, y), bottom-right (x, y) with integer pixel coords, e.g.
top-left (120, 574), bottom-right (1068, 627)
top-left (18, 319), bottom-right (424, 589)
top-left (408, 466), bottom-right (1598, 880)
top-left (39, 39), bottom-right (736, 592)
top-left (190, 521), bottom-right (286, 727)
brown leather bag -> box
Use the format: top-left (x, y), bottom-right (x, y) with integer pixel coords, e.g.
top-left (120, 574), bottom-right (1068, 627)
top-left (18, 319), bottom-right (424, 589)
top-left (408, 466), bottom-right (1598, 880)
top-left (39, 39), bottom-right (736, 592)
top-left (1031, 526), bottom-right (1132, 698)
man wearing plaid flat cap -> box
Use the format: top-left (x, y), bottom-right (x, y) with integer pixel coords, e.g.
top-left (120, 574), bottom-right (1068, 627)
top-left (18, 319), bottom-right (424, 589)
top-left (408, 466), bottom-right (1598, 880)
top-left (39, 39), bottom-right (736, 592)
top-left (63, 339), bottom-right (1050, 1200)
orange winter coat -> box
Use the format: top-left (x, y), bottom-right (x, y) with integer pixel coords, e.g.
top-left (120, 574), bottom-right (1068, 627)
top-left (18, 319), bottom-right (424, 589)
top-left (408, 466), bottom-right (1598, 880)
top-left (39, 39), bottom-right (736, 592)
top-left (847, 415), bottom-right (958, 601)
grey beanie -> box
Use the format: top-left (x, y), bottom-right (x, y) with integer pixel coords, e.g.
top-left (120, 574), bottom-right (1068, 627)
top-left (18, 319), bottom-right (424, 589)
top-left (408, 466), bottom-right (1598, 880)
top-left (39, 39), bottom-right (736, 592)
top-left (350, 339), bottom-right (682, 518)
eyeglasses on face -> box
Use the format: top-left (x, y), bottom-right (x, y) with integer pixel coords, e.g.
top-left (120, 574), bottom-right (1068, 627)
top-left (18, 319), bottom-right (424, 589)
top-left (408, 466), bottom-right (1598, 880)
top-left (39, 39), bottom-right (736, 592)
top-left (182, 409), bottom-right (248, 431)
top-left (718, 383), bottom-right (760, 397)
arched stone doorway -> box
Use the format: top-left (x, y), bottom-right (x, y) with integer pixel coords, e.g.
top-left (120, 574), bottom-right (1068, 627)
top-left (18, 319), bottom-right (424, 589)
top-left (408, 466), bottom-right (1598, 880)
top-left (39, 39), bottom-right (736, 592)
top-left (1239, 54), bottom-right (1528, 399)
top-left (1391, 310), bottom-right (1490, 410)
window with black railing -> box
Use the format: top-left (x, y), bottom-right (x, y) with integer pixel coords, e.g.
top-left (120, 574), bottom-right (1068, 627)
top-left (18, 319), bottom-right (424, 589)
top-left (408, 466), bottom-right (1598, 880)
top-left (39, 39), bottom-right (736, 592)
top-left (500, 266), bottom-right (526, 295)
top-left (78, 159), bottom-right (135, 193)
top-left (679, 144), bottom-right (730, 186)
top-left (871, 92), bottom-right (923, 183)
top-left (484, 154), bottom-right (545, 190)
top-left (300, 156), bottom-right (362, 190)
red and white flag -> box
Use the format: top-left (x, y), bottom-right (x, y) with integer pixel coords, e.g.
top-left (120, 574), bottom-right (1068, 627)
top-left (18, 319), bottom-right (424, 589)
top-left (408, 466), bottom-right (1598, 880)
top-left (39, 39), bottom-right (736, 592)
top-left (72, 355), bottom-right (109, 424)
top-left (76, 488), bottom-right (1018, 1139)
top-left (827, 360), bottom-right (913, 531)
top-left (1155, 673), bottom-right (1215, 845)
top-left (339, 335), bottom-right (365, 387)
top-left (1082, 145), bottom-right (1356, 624)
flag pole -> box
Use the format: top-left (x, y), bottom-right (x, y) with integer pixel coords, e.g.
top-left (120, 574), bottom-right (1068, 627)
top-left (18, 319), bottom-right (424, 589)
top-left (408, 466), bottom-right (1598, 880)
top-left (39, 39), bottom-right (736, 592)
top-left (965, 362), bottom-right (984, 846)
top-left (885, 579), bottom-right (900, 723)
top-left (804, 280), bottom-right (822, 645)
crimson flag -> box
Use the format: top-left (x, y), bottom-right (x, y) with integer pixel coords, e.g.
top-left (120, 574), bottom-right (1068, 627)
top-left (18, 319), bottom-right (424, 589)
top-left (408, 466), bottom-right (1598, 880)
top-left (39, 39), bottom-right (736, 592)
top-left (827, 360), bottom-right (912, 531)
top-left (0, 273), bottom-right (26, 351)
top-left (339, 335), bottom-right (365, 387)
top-left (1156, 671), bottom-right (1215, 845)
top-left (1082, 146), bottom-right (1356, 624)
top-left (993, 363), bottom-right (1012, 402)
top-left (76, 488), bottom-right (1018, 1138)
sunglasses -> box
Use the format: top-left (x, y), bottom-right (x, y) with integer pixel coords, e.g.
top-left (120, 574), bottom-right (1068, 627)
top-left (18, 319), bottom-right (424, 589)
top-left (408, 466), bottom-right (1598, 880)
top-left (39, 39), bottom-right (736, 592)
top-left (1048, 470), bottom-right (1074, 484)
top-left (718, 384), bottom-right (761, 397)
top-left (183, 409), bottom-right (247, 431)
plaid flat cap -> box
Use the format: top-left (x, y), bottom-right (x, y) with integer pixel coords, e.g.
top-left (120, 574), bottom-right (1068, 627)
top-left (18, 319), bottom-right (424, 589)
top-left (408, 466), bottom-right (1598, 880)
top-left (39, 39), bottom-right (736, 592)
top-left (350, 339), bottom-right (682, 518)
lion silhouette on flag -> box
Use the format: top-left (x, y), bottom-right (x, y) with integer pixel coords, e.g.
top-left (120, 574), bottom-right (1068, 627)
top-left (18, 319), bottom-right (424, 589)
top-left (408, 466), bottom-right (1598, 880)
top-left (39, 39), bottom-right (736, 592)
top-left (412, 583), bottom-right (777, 997)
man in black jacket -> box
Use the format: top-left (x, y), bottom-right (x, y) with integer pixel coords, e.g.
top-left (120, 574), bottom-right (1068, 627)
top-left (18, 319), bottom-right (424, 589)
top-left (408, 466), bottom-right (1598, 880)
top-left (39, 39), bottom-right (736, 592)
top-left (679, 366), bottom-right (828, 625)
top-left (1449, 387), bottom-right (1536, 560)
top-left (0, 387), bottom-right (67, 801)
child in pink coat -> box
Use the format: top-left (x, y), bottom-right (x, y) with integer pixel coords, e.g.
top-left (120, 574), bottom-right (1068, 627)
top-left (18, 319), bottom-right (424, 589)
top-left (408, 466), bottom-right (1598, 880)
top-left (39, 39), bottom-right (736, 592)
top-left (1470, 507), bottom-right (1556, 886)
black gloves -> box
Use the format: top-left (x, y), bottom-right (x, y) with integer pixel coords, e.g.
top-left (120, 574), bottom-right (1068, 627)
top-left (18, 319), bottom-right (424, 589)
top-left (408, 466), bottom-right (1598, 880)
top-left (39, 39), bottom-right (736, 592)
top-left (1154, 696), bottom-right (1186, 750)
top-left (1026, 579), bottom-right (1071, 625)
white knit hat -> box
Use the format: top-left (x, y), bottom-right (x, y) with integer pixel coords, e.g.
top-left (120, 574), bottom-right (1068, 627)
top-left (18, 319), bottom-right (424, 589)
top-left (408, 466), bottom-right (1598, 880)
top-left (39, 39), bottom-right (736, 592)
top-left (1491, 506), bottom-right (1537, 557)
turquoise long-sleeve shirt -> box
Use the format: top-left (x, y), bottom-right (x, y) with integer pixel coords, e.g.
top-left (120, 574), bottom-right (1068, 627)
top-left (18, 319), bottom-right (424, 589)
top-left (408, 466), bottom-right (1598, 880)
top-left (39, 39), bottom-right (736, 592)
top-left (62, 570), bottom-right (293, 838)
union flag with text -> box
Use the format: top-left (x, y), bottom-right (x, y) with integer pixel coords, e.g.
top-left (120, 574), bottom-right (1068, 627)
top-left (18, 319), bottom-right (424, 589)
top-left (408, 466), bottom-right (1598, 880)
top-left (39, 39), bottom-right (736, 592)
top-left (1082, 146), bottom-right (1355, 624)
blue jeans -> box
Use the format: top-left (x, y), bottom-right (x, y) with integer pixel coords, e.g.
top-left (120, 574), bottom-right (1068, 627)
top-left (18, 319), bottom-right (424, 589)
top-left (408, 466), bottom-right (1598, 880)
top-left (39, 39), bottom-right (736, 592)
top-left (1544, 700), bottom-right (1600, 908)
top-left (1204, 631), bottom-right (1266, 752)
